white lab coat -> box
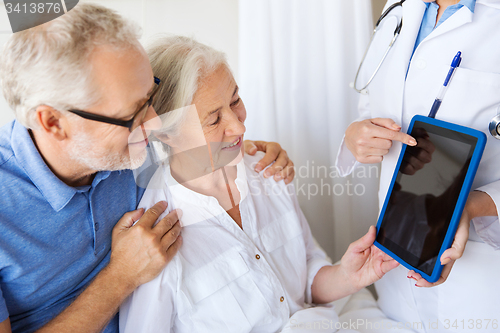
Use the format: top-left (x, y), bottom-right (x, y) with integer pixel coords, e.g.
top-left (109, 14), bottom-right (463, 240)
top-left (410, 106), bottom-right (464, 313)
top-left (337, 0), bottom-right (500, 331)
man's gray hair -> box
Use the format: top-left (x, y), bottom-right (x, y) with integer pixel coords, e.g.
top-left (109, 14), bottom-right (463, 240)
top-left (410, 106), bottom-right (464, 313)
top-left (147, 35), bottom-right (229, 136)
top-left (0, 3), bottom-right (141, 129)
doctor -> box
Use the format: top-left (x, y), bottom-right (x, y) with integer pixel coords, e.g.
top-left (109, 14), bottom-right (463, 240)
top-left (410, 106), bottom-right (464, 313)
top-left (337, 0), bottom-right (500, 331)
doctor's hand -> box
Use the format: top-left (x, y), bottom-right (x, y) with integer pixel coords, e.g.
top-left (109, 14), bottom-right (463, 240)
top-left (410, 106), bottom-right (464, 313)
top-left (407, 191), bottom-right (496, 287)
top-left (108, 201), bottom-right (183, 290)
top-left (345, 118), bottom-right (417, 164)
top-left (339, 226), bottom-right (399, 291)
top-left (244, 140), bottom-right (295, 184)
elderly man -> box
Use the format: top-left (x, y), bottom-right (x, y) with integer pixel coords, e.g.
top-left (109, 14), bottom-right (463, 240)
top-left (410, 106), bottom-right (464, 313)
top-left (0, 4), bottom-right (293, 333)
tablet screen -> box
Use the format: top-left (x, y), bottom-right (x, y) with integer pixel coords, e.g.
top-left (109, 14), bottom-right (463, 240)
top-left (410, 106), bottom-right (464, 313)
top-left (376, 120), bottom-right (477, 276)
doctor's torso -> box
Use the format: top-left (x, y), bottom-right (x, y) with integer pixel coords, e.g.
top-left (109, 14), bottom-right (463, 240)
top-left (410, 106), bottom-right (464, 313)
top-left (361, 0), bottom-right (500, 331)
top-left (363, 0), bottom-right (500, 206)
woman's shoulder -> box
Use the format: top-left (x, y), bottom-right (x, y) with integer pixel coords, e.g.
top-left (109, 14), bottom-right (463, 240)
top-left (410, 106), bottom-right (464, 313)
top-left (136, 165), bottom-right (174, 220)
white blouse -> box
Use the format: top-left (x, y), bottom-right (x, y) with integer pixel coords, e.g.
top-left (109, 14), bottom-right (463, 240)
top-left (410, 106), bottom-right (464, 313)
top-left (119, 152), bottom-right (334, 333)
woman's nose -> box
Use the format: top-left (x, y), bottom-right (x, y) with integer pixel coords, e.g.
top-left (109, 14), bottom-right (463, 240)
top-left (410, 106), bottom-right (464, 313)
top-left (225, 110), bottom-right (246, 137)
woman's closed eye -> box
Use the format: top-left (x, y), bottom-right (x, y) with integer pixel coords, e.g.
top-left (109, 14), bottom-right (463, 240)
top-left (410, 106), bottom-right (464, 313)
top-left (230, 98), bottom-right (241, 107)
top-left (210, 112), bottom-right (221, 126)
top-left (209, 98), bottom-right (241, 126)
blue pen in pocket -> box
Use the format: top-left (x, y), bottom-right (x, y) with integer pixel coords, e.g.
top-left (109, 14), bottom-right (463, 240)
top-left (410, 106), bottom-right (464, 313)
top-left (428, 51), bottom-right (462, 118)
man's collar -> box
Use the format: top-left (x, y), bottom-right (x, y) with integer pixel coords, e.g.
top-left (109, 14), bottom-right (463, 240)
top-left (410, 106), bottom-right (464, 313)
top-left (11, 121), bottom-right (112, 211)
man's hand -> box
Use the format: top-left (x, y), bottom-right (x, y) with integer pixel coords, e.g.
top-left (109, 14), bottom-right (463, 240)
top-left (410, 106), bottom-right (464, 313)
top-left (345, 118), bottom-right (417, 164)
top-left (109, 201), bottom-right (182, 290)
top-left (244, 140), bottom-right (295, 184)
top-left (407, 191), bottom-right (496, 287)
top-left (34, 201), bottom-right (183, 333)
top-left (339, 226), bottom-right (399, 292)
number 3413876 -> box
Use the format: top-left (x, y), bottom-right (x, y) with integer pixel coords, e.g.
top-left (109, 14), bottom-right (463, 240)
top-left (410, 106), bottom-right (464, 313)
top-left (5, 2), bottom-right (62, 14)
top-left (444, 319), bottom-right (498, 330)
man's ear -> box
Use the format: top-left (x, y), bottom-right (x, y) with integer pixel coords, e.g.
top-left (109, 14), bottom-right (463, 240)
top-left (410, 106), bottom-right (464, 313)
top-left (34, 105), bottom-right (68, 141)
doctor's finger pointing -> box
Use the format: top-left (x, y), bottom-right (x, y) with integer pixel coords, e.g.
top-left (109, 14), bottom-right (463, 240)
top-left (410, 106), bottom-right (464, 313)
top-left (345, 118), bottom-right (416, 164)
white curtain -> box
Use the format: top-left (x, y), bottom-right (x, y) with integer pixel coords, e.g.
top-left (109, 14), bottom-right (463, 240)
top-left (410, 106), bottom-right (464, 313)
top-left (239, 0), bottom-right (380, 261)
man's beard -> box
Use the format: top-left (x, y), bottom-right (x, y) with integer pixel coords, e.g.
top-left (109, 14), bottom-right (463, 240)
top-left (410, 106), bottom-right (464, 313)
top-left (68, 131), bottom-right (147, 172)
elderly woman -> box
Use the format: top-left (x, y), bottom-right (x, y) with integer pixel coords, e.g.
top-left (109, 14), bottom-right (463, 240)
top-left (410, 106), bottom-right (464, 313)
top-left (119, 36), bottom-right (398, 333)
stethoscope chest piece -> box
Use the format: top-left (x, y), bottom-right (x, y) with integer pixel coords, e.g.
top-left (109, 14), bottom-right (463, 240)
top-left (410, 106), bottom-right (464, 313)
top-left (489, 114), bottom-right (500, 139)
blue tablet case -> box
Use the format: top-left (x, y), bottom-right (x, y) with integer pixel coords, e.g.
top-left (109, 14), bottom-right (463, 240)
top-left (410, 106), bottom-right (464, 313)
top-left (374, 115), bottom-right (486, 282)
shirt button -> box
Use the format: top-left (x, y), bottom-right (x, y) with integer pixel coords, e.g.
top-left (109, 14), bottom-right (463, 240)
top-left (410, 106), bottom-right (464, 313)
top-left (255, 254), bottom-right (260, 260)
top-left (280, 296), bottom-right (284, 302)
top-left (94, 222), bottom-right (99, 231)
top-left (416, 59), bottom-right (427, 69)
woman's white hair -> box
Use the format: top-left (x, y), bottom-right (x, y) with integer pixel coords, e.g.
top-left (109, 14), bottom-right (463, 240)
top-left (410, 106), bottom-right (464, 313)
top-left (146, 35), bottom-right (229, 137)
top-left (0, 3), bottom-right (141, 129)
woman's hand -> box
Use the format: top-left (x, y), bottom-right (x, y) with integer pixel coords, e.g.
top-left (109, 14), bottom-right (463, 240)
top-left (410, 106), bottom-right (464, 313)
top-left (244, 140), bottom-right (295, 184)
top-left (345, 118), bottom-right (417, 164)
top-left (311, 226), bottom-right (398, 304)
top-left (407, 191), bottom-right (497, 287)
top-left (339, 226), bottom-right (399, 292)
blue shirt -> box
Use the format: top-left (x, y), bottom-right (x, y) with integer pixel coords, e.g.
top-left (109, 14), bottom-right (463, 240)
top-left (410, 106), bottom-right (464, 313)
top-left (0, 121), bottom-right (145, 332)
top-left (413, 0), bottom-right (476, 52)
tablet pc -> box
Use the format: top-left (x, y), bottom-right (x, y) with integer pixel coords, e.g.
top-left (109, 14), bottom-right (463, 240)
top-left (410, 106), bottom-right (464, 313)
top-left (374, 115), bottom-right (486, 282)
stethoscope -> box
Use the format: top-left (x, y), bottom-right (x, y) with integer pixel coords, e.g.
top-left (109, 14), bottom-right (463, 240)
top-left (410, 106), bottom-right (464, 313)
top-left (490, 107), bottom-right (500, 139)
top-left (351, 0), bottom-right (405, 94)
top-left (351, 0), bottom-right (500, 139)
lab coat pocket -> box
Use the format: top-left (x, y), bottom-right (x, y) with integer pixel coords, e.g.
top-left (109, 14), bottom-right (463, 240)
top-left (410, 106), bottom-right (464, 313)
top-left (443, 67), bottom-right (500, 133)
top-left (447, 68), bottom-right (500, 189)
top-left (452, 67), bottom-right (500, 88)
top-left (260, 211), bottom-right (307, 301)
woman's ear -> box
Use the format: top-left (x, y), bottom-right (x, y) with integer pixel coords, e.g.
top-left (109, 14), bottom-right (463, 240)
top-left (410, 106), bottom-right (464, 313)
top-left (35, 105), bottom-right (68, 141)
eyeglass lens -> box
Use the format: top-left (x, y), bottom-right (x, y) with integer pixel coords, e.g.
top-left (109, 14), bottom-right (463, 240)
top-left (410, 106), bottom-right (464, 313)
top-left (131, 89), bottom-right (158, 131)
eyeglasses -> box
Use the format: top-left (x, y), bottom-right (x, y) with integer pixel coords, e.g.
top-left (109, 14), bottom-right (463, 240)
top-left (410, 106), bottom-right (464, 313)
top-left (68, 77), bottom-right (161, 132)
